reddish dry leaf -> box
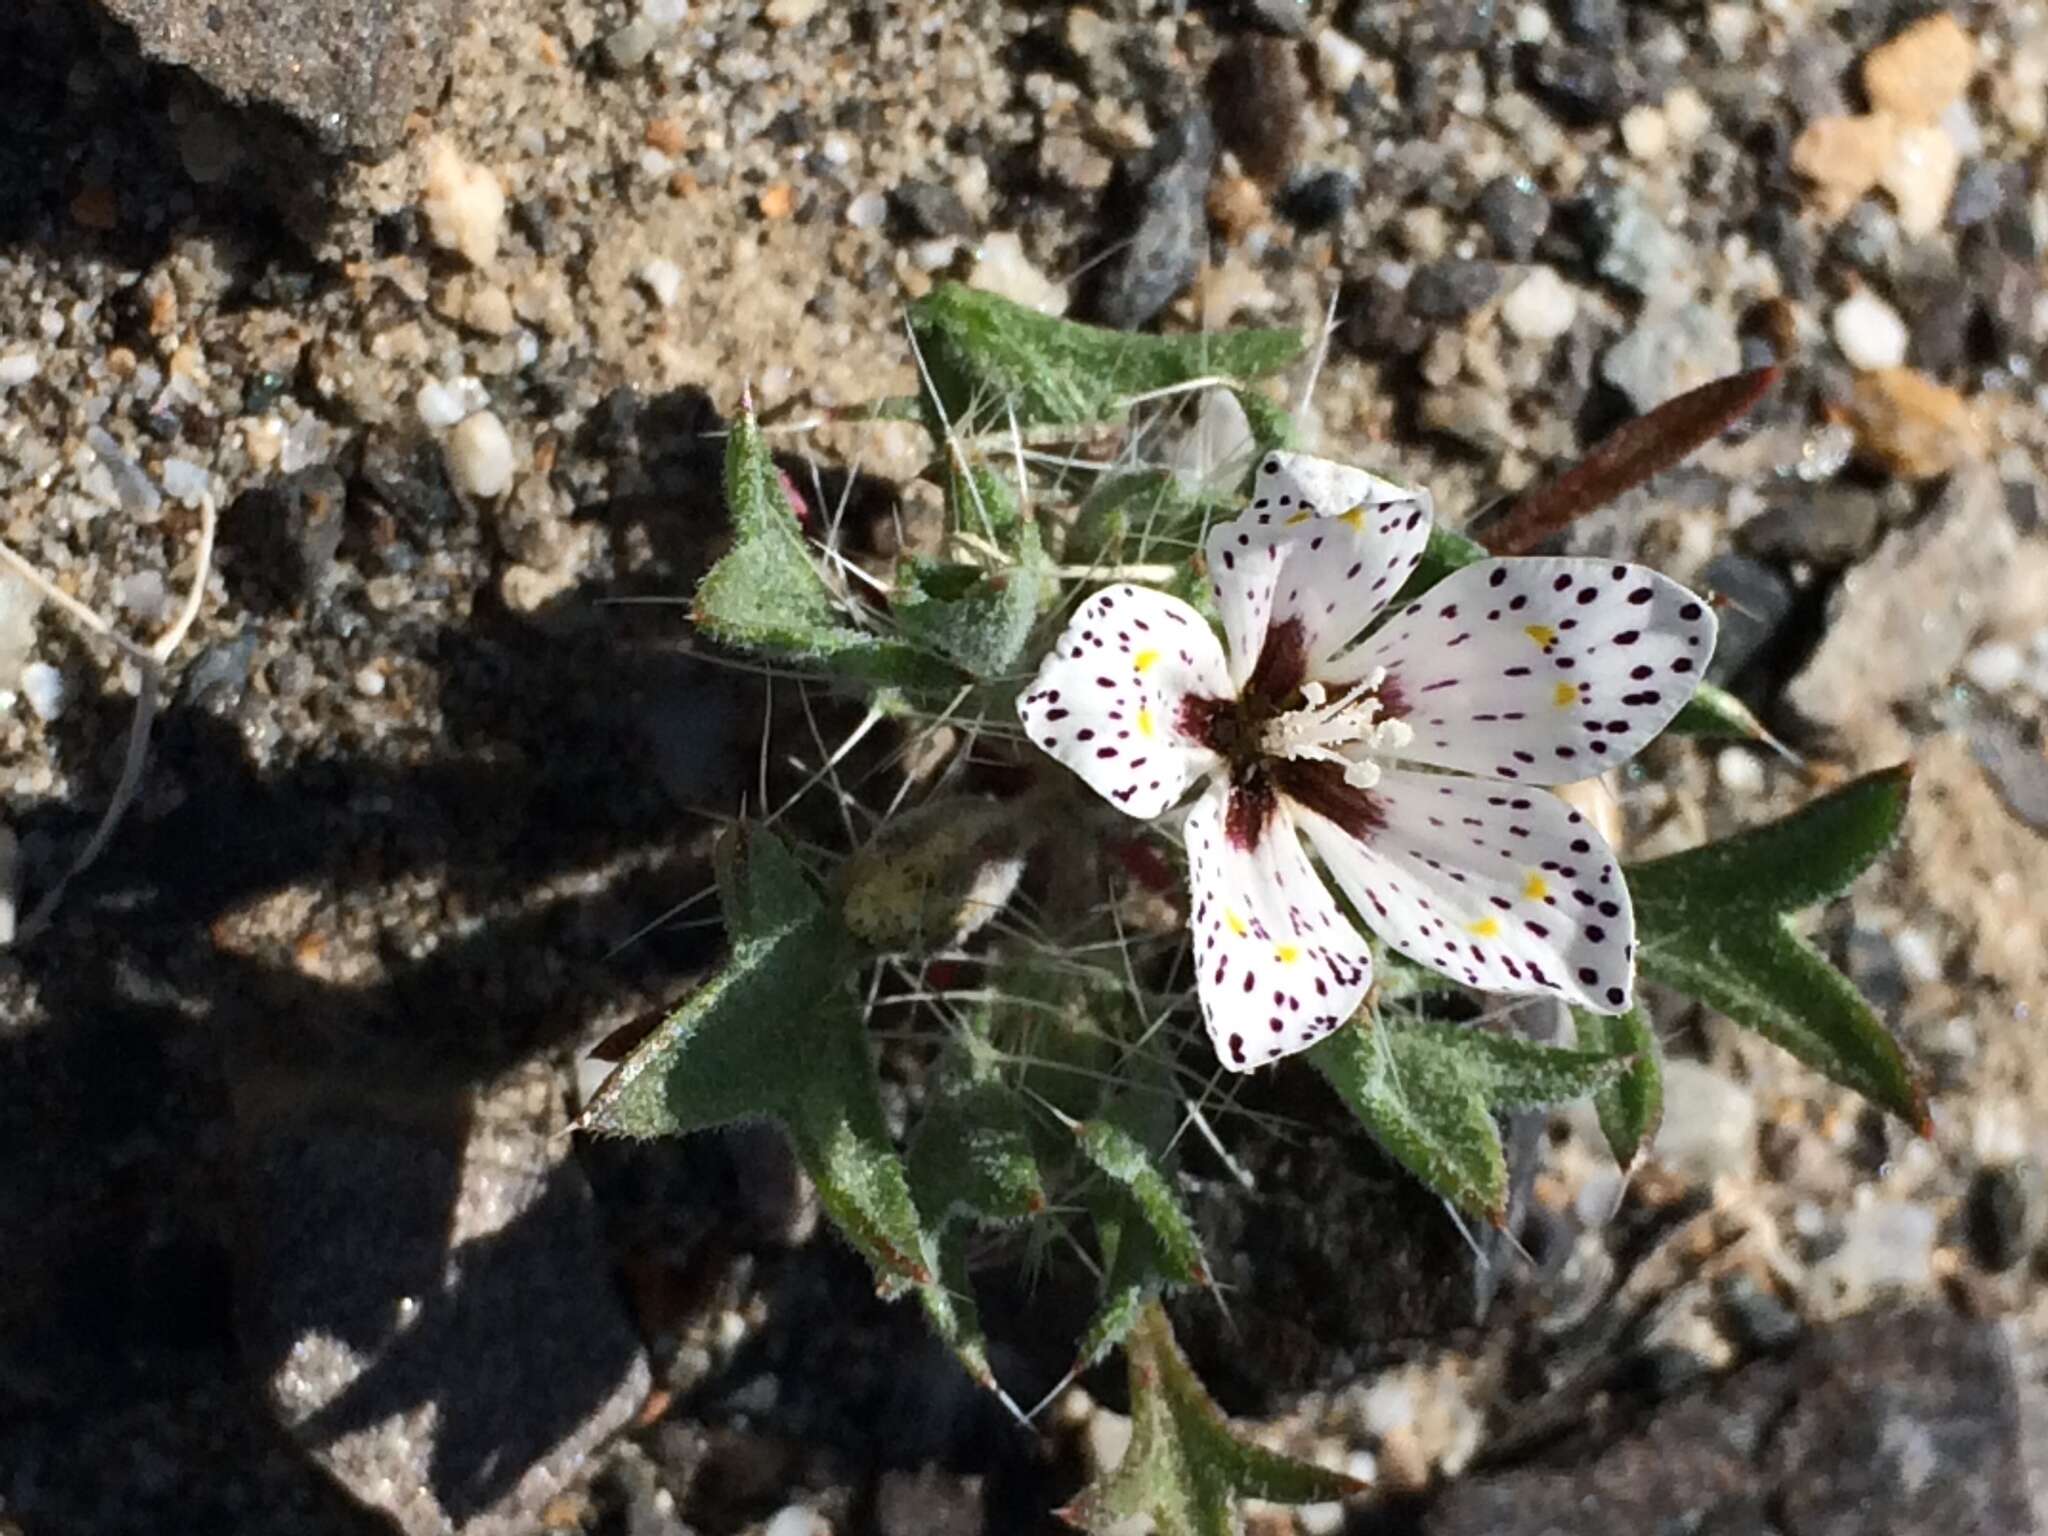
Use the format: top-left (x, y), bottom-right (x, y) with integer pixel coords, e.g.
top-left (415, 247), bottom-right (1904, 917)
top-left (1482, 366), bottom-right (1780, 556)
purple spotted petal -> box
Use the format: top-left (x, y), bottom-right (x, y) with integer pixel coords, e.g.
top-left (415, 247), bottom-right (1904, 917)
top-left (1203, 505), bottom-right (1288, 692)
top-left (1018, 583), bottom-right (1228, 818)
top-left (1332, 557), bottom-right (1717, 785)
top-left (1290, 766), bottom-right (1637, 1015)
top-left (1184, 778), bottom-right (1375, 1072)
top-left (1251, 452), bottom-right (1434, 669)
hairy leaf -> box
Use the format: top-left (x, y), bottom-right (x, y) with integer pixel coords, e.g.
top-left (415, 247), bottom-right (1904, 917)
top-left (1404, 1019), bottom-right (1639, 1109)
top-left (1572, 1003), bottom-right (1662, 1169)
top-left (1627, 767), bottom-right (1925, 1128)
top-left (1311, 1023), bottom-right (1508, 1224)
top-left (1077, 1119), bottom-right (1208, 1287)
top-left (579, 828), bottom-right (938, 1289)
top-left (1061, 1303), bottom-right (1365, 1536)
top-left (909, 283), bottom-right (1303, 438)
top-left (693, 409), bottom-right (960, 686)
top-left (910, 1084), bottom-right (1048, 1227)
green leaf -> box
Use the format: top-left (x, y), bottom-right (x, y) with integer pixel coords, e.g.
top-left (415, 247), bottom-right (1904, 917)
top-left (1572, 1004), bottom-right (1663, 1169)
top-left (579, 827), bottom-right (938, 1289)
top-left (1667, 682), bottom-right (1797, 755)
top-left (1626, 766), bottom-right (1925, 1129)
top-left (895, 548), bottom-right (1045, 679)
top-left (1403, 1019), bottom-right (1639, 1109)
top-left (1076, 1119), bottom-right (1208, 1287)
top-left (910, 1083), bottom-right (1048, 1227)
top-left (1629, 764), bottom-right (1911, 917)
top-left (693, 409), bottom-right (960, 687)
top-left (908, 283), bottom-right (1303, 438)
top-left (1310, 1023), bottom-right (1507, 1224)
top-left (1061, 1303), bottom-right (1365, 1536)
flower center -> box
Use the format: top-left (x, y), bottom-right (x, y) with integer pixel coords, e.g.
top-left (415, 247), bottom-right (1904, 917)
top-left (1258, 668), bottom-right (1414, 789)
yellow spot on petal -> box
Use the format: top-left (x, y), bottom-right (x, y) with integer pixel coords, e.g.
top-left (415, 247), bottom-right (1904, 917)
top-left (1133, 648), bottom-right (1160, 673)
top-left (1523, 873), bottom-right (1550, 902)
top-left (1226, 910), bottom-right (1249, 938)
top-left (1137, 706), bottom-right (1156, 739)
top-left (1554, 681), bottom-right (1578, 708)
top-left (1339, 505), bottom-right (1369, 531)
top-left (1468, 916), bottom-right (1502, 938)
top-left (1274, 944), bottom-right (1301, 964)
top-left (1284, 509), bottom-right (1314, 526)
top-left (1525, 624), bottom-right (1557, 648)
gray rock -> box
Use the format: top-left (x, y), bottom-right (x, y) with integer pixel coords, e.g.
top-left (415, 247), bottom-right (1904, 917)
top-left (1086, 111), bottom-right (1215, 330)
top-left (230, 465), bottom-right (348, 602)
top-left (241, 1068), bottom-right (649, 1536)
top-left (1230, 0), bottom-right (1309, 37)
top-left (1475, 174), bottom-right (1550, 261)
top-left (1529, 42), bottom-right (1632, 125)
top-left (1594, 188), bottom-right (1689, 299)
top-left (1408, 260), bottom-right (1503, 322)
top-left (1787, 465), bottom-right (2048, 739)
top-left (1208, 36), bottom-right (1305, 185)
top-left (1950, 159), bottom-right (2019, 230)
top-left (0, 566), bottom-right (42, 695)
top-left (92, 0), bottom-right (466, 157)
top-left (1700, 552), bottom-right (1795, 683)
top-left (1599, 302), bottom-right (1742, 414)
top-left (1965, 1163), bottom-right (2042, 1274)
top-left (889, 180), bottom-right (974, 240)
top-left (1767, 1307), bottom-right (2029, 1536)
top-left (1738, 483), bottom-right (1884, 567)
top-left (1428, 1307), bottom-right (2029, 1536)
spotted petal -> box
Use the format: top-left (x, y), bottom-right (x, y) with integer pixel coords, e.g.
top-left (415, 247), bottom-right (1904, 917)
top-left (1183, 778), bottom-right (1374, 1072)
top-left (1291, 766), bottom-right (1636, 1015)
top-left (1203, 505), bottom-right (1288, 692)
top-left (1336, 557), bottom-right (1717, 786)
top-left (1250, 452), bottom-right (1433, 669)
top-left (1018, 583), bottom-right (1229, 818)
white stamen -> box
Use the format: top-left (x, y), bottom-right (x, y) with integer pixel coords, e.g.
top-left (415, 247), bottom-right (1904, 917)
top-left (1259, 667), bottom-right (1407, 783)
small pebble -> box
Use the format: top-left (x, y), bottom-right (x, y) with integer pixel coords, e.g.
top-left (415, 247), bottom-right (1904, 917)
top-left (1715, 747), bottom-right (1765, 796)
top-left (0, 351), bottom-right (38, 389)
top-left (1964, 641), bottom-right (2024, 693)
top-left (1500, 265), bottom-right (1578, 342)
top-left (969, 232), bottom-right (1068, 316)
top-left (0, 823), bottom-right (16, 947)
top-left (1791, 115), bottom-right (1898, 221)
top-left (1892, 927), bottom-right (1943, 983)
top-left (604, 18), bottom-right (659, 68)
top-left (415, 381), bottom-right (467, 430)
top-left (638, 256), bottom-right (683, 308)
top-left (115, 570), bottom-right (169, 622)
top-left (845, 190), bottom-right (887, 231)
top-left (1862, 13), bottom-right (1976, 126)
top-left (640, 0), bottom-right (686, 28)
top-left (1880, 122), bottom-right (1960, 238)
top-left (420, 137), bottom-right (506, 267)
top-left (1314, 27), bottom-right (1367, 95)
top-left (1619, 104), bottom-right (1670, 161)
top-left (1475, 174), bottom-right (1550, 261)
top-left (447, 411), bottom-right (516, 499)
top-left (21, 661), bottom-right (65, 722)
top-left (1842, 367), bottom-right (1979, 480)
top-left (1831, 289), bottom-right (1909, 370)
top-left (159, 457), bottom-right (210, 507)
top-left (353, 665), bottom-right (387, 699)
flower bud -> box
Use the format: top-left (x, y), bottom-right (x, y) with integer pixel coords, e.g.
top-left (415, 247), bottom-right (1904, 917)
top-left (840, 798), bottom-right (1030, 951)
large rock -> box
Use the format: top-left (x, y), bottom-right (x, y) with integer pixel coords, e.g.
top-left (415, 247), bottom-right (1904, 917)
top-left (1786, 464), bottom-right (2048, 744)
top-left (1427, 1305), bottom-right (2031, 1535)
top-left (240, 1065), bottom-right (649, 1535)
top-left (92, 0), bottom-right (465, 156)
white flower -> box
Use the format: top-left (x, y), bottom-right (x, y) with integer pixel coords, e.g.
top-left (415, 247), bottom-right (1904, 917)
top-left (1018, 452), bottom-right (1717, 1072)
